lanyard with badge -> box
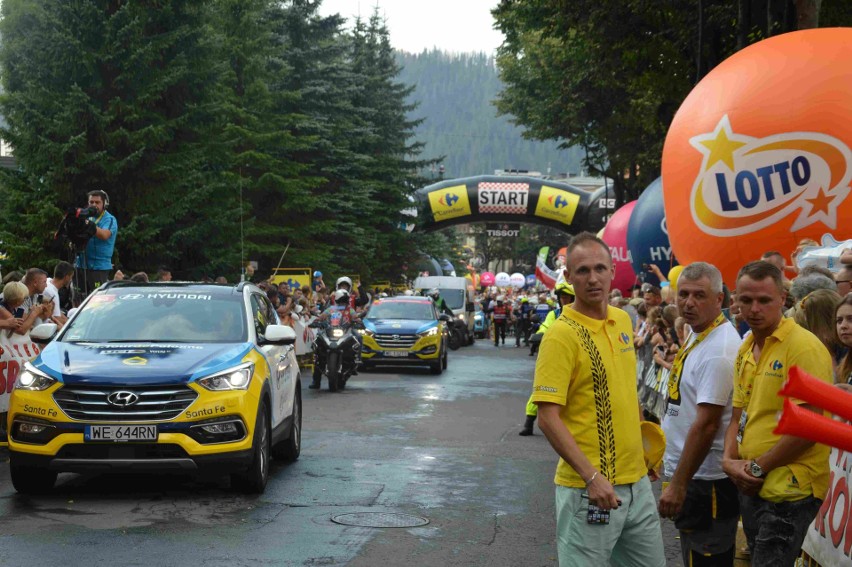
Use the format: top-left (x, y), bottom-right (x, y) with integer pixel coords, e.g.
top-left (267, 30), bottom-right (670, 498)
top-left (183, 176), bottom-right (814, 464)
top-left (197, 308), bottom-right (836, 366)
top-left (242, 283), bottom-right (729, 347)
top-left (667, 312), bottom-right (727, 408)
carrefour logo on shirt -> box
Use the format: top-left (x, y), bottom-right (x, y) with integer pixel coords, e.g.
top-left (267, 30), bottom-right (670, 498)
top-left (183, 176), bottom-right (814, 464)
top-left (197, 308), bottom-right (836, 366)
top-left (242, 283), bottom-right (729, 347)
top-left (771, 359), bottom-right (783, 371)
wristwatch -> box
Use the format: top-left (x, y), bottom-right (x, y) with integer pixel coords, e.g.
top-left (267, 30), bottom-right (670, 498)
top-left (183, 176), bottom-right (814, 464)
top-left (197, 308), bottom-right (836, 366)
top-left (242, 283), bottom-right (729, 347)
top-left (749, 460), bottom-right (765, 478)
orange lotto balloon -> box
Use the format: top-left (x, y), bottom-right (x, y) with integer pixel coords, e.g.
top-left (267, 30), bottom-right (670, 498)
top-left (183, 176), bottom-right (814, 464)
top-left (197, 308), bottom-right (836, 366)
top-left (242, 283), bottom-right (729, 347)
top-left (662, 29), bottom-right (852, 285)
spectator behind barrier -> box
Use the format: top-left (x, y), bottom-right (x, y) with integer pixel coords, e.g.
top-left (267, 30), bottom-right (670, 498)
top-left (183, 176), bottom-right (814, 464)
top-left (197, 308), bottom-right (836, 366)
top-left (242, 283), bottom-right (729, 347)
top-left (0, 281), bottom-right (51, 335)
top-left (793, 289), bottom-right (843, 369)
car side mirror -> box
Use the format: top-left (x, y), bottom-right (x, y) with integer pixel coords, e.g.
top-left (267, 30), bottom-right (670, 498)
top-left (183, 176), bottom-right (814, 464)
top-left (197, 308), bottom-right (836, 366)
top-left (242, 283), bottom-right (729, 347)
top-left (31, 323), bottom-right (58, 344)
top-left (438, 314), bottom-right (451, 322)
top-left (263, 324), bottom-right (296, 345)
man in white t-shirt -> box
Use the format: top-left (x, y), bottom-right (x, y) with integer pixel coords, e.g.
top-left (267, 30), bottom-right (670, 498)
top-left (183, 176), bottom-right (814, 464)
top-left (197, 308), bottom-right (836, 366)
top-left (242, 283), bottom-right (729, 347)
top-left (43, 261), bottom-right (75, 327)
top-left (659, 262), bottom-right (742, 566)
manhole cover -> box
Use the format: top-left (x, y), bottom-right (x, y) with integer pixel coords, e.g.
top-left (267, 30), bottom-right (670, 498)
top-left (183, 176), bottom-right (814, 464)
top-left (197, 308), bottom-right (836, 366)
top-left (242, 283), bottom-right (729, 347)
top-left (331, 512), bottom-right (430, 528)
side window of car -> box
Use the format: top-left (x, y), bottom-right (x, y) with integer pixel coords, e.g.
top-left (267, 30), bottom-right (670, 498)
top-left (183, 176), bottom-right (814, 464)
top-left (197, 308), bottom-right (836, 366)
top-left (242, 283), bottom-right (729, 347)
top-left (250, 295), bottom-right (268, 338)
top-left (260, 294), bottom-right (280, 326)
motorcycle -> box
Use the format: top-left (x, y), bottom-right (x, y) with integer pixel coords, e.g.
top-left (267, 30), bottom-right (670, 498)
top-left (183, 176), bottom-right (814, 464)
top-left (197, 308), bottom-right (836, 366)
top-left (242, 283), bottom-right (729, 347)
top-left (447, 317), bottom-right (468, 351)
top-left (309, 313), bottom-right (363, 392)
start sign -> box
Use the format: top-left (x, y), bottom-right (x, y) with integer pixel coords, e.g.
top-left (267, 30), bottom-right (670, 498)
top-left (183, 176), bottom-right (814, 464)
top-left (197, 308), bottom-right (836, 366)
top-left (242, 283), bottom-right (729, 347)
top-left (662, 28), bottom-right (852, 284)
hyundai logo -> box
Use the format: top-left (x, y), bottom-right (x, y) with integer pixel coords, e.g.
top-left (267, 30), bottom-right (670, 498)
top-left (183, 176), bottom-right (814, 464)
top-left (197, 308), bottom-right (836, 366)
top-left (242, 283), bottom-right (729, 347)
top-left (107, 391), bottom-right (140, 407)
top-left (393, 334), bottom-right (400, 340)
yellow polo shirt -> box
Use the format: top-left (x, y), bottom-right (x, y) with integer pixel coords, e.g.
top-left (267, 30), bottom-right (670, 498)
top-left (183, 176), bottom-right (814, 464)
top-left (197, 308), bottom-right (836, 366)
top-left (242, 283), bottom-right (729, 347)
top-left (734, 317), bottom-right (832, 502)
top-left (532, 305), bottom-right (646, 488)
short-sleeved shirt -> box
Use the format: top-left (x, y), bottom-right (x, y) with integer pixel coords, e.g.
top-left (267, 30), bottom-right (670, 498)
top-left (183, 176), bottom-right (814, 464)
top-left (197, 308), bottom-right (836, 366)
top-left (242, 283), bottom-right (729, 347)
top-left (43, 279), bottom-right (62, 318)
top-left (734, 317), bottom-right (833, 502)
top-left (531, 305), bottom-right (646, 488)
top-left (75, 210), bottom-right (118, 271)
top-left (662, 320), bottom-right (741, 480)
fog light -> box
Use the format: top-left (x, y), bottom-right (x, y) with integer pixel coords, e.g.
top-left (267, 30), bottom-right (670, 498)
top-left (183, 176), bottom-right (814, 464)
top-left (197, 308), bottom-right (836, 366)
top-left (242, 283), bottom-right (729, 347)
top-left (201, 422), bottom-right (238, 435)
top-left (19, 423), bottom-right (47, 434)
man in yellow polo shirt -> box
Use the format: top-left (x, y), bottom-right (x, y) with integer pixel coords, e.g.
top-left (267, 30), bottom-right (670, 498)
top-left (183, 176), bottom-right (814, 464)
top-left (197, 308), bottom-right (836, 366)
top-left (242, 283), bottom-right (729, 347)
top-left (532, 232), bottom-right (664, 567)
top-left (722, 260), bottom-right (832, 566)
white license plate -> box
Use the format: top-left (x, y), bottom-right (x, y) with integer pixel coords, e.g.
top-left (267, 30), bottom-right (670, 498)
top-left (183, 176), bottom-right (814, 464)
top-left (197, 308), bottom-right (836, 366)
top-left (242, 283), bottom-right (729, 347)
top-left (85, 424), bottom-right (158, 442)
top-left (383, 350), bottom-right (409, 358)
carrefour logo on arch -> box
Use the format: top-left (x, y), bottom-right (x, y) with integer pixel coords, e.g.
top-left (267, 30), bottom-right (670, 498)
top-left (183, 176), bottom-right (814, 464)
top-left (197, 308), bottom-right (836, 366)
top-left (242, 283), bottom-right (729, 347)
top-left (688, 115), bottom-right (852, 237)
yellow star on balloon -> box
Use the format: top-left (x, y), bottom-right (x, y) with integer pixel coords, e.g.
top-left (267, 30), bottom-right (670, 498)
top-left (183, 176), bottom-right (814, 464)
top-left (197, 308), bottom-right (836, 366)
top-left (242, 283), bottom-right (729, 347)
top-left (699, 125), bottom-right (747, 171)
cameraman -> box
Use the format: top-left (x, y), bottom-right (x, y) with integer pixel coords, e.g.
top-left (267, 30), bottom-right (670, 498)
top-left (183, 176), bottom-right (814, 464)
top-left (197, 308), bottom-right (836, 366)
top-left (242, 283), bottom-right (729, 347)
top-left (74, 190), bottom-right (117, 293)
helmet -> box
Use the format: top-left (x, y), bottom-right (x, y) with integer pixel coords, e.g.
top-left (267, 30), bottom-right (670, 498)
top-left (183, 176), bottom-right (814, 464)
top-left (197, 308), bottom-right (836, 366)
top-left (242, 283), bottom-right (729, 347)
top-left (403, 289), bottom-right (414, 296)
top-left (333, 289), bottom-right (350, 304)
top-left (336, 276), bottom-right (352, 291)
top-left (496, 295), bottom-right (505, 303)
top-left (521, 297), bottom-right (528, 303)
top-left (427, 288), bottom-right (440, 300)
top-left (313, 270), bottom-right (322, 277)
top-left (554, 282), bottom-right (575, 297)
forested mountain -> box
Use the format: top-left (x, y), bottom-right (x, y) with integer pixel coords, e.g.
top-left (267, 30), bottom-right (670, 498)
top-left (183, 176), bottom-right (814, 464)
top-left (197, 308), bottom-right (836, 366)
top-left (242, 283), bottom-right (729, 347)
top-left (396, 50), bottom-right (584, 180)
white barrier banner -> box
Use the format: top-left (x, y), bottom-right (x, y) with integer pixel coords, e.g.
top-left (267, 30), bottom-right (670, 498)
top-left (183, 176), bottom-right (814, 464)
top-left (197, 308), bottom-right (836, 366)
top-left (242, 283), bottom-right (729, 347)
top-left (0, 332), bottom-right (41, 413)
top-left (293, 316), bottom-right (316, 357)
top-left (803, 447), bottom-right (852, 566)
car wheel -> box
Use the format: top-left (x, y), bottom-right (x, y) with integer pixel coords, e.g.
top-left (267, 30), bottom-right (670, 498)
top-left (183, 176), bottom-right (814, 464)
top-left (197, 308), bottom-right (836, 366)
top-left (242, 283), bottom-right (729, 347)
top-left (442, 346), bottom-right (448, 369)
top-left (9, 456), bottom-right (57, 495)
top-left (273, 387), bottom-right (301, 462)
top-left (232, 402), bottom-right (270, 494)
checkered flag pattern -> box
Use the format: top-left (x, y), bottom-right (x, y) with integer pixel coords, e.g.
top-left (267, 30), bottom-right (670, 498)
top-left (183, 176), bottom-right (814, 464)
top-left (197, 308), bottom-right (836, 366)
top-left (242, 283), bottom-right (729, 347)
top-left (478, 182), bottom-right (530, 214)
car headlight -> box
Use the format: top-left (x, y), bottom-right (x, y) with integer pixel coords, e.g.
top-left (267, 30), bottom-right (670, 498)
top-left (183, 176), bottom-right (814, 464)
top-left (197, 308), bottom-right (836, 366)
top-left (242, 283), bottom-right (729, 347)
top-left (457, 314), bottom-right (465, 320)
top-left (418, 326), bottom-right (439, 337)
top-left (16, 363), bottom-right (57, 391)
top-left (197, 362), bottom-right (254, 391)
top-left (358, 328), bottom-right (374, 337)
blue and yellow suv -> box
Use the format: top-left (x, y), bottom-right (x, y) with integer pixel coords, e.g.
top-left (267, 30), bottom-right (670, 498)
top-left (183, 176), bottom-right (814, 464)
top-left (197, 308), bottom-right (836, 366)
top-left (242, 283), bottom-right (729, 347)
top-left (6, 281), bottom-right (302, 494)
top-left (360, 296), bottom-right (448, 374)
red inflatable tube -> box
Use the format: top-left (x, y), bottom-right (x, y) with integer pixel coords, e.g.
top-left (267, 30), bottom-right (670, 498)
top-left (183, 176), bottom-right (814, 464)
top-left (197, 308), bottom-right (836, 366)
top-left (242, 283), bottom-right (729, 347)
top-left (779, 366), bottom-right (852, 423)
top-left (774, 398), bottom-right (852, 453)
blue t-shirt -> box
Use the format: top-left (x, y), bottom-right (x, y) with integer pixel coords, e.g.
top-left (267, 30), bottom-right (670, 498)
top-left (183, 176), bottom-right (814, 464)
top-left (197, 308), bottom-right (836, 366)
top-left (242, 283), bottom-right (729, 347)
top-left (76, 210), bottom-right (118, 271)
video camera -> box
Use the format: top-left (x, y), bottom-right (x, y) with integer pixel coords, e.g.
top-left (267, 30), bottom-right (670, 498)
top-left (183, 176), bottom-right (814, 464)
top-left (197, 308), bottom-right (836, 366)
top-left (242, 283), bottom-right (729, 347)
top-left (55, 206), bottom-right (99, 250)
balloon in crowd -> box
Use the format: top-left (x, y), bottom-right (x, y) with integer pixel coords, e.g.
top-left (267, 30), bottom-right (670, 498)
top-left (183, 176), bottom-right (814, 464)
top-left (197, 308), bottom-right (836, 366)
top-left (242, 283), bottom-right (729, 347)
top-left (510, 273), bottom-right (526, 289)
top-left (667, 265), bottom-right (685, 293)
top-left (494, 272), bottom-right (511, 287)
top-left (479, 271), bottom-right (495, 287)
top-left (601, 200), bottom-right (638, 294)
top-left (626, 177), bottom-right (677, 286)
top-left (662, 28), bottom-right (852, 284)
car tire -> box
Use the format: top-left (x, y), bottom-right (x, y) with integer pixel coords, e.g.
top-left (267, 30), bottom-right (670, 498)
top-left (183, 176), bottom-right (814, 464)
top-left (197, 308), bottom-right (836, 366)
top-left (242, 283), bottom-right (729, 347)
top-left (442, 346), bottom-right (448, 370)
top-left (273, 387), bottom-right (301, 462)
top-left (9, 456), bottom-right (57, 495)
top-left (231, 402), bottom-right (270, 494)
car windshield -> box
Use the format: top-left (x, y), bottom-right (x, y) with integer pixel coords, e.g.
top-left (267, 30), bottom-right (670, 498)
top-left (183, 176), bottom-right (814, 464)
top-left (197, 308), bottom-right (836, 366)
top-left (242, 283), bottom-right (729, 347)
top-left (61, 289), bottom-right (247, 343)
top-left (366, 301), bottom-right (435, 320)
top-left (437, 289), bottom-right (466, 310)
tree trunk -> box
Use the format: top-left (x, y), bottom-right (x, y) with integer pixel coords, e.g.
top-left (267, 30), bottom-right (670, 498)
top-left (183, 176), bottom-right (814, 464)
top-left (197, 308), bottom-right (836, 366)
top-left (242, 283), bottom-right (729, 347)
top-left (796, 0), bottom-right (821, 28)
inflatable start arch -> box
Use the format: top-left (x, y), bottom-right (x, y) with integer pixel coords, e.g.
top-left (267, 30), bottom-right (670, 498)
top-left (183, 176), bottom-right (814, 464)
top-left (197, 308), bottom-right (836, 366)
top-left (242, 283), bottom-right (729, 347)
top-left (414, 175), bottom-right (611, 234)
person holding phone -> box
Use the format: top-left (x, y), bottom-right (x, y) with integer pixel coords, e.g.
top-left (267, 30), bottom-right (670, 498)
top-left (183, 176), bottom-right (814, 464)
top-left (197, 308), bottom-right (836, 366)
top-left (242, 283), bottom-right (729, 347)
top-left (532, 233), bottom-right (664, 567)
top-left (0, 281), bottom-right (51, 335)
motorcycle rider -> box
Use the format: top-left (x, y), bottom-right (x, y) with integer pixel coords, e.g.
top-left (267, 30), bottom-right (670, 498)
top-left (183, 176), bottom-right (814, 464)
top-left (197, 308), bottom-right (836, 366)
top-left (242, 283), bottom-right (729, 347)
top-left (428, 288), bottom-right (455, 318)
top-left (310, 288), bottom-right (361, 389)
top-left (520, 282), bottom-right (575, 435)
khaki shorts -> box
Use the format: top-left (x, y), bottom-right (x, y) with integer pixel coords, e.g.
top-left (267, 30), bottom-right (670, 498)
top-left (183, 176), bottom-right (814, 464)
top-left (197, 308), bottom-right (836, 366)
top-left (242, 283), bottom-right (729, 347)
top-left (555, 476), bottom-right (665, 567)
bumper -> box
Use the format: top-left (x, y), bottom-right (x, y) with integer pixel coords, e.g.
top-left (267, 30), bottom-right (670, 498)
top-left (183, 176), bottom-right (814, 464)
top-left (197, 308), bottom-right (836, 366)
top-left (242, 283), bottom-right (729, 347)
top-left (6, 382), bottom-right (262, 474)
top-left (361, 334), bottom-right (442, 363)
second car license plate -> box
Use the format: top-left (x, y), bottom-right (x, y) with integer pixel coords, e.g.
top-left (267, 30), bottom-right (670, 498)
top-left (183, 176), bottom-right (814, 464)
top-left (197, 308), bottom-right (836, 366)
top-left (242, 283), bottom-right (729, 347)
top-left (384, 351), bottom-right (409, 358)
top-left (85, 424), bottom-right (158, 442)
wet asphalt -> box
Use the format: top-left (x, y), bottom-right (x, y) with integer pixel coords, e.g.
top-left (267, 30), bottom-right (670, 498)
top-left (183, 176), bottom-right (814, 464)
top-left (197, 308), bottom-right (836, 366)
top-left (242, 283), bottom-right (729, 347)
top-left (0, 339), bottom-right (682, 566)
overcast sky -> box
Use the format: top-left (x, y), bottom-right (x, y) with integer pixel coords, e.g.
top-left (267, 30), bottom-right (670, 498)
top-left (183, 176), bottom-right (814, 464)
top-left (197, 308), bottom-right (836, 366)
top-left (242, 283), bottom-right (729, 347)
top-left (318, 0), bottom-right (504, 54)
